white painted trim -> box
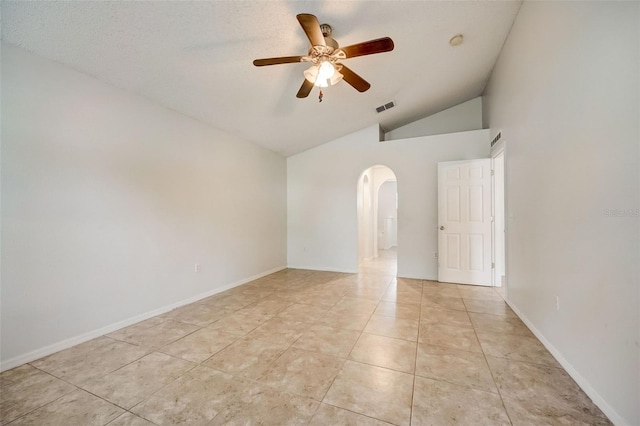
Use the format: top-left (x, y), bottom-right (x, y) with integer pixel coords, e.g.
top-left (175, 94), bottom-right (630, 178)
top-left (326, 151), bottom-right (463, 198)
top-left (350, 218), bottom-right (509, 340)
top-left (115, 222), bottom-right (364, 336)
top-left (492, 139), bottom-right (509, 300)
top-left (0, 265), bottom-right (287, 372)
top-left (287, 265), bottom-right (358, 274)
top-left (490, 146), bottom-right (506, 289)
top-left (504, 299), bottom-right (625, 426)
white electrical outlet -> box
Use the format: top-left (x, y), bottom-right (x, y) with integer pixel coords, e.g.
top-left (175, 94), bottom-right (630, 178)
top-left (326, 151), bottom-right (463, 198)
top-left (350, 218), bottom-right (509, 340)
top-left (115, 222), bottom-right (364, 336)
top-left (195, 263), bottom-right (201, 273)
top-left (555, 296), bottom-right (560, 311)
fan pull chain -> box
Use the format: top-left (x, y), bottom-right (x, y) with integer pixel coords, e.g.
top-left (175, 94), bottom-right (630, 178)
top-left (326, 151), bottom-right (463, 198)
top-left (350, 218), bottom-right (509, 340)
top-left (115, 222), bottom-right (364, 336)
top-left (319, 90), bottom-right (323, 103)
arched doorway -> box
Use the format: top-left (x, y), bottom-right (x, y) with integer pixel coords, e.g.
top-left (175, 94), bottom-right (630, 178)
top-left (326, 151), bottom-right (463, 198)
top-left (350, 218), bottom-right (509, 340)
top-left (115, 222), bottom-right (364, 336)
top-left (357, 165), bottom-right (397, 274)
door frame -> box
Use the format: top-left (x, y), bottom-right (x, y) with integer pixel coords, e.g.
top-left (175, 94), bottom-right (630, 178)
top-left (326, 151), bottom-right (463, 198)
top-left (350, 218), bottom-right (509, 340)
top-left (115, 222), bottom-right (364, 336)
top-left (490, 138), bottom-right (508, 294)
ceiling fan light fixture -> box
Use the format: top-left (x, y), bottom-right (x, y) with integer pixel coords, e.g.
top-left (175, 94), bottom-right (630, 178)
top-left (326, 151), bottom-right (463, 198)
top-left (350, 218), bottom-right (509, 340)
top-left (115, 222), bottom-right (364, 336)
top-left (304, 62), bottom-right (343, 88)
top-left (318, 61), bottom-right (335, 80)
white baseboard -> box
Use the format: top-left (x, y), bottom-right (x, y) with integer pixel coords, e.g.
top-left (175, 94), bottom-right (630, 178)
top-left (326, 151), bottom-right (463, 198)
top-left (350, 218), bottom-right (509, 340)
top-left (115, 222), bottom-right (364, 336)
top-left (504, 299), bottom-right (626, 426)
top-left (0, 265), bottom-right (286, 372)
top-left (287, 265), bottom-right (358, 274)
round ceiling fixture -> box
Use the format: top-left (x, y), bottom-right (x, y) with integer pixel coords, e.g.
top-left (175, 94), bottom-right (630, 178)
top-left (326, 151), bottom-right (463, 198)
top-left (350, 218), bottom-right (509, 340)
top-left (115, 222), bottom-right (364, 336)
top-left (449, 34), bottom-right (464, 46)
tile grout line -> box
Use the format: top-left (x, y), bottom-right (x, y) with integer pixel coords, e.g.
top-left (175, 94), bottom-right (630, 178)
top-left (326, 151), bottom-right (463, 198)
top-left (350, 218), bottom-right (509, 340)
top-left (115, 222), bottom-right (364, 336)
top-left (408, 279), bottom-right (426, 426)
top-left (416, 283), bottom-right (519, 425)
top-left (24, 363), bottom-right (171, 425)
top-left (255, 274), bottom-right (351, 422)
top-left (3, 366), bottom-right (79, 425)
top-left (471, 306), bottom-right (515, 426)
top-left (315, 273), bottom-right (397, 425)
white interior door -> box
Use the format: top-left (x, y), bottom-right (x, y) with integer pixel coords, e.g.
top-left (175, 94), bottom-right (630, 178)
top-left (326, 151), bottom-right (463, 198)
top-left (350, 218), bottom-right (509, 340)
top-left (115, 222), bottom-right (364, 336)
top-left (438, 159), bottom-right (492, 286)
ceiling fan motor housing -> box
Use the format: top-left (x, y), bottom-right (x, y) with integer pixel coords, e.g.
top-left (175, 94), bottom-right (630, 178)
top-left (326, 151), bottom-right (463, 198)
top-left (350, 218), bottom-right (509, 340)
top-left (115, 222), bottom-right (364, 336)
top-left (324, 36), bottom-right (339, 50)
top-left (320, 23), bottom-right (332, 37)
top-left (320, 23), bottom-right (339, 50)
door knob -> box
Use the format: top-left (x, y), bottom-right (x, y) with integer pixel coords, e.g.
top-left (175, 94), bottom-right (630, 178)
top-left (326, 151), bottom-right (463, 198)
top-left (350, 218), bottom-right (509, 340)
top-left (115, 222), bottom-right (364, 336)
top-left (440, 226), bottom-right (445, 230)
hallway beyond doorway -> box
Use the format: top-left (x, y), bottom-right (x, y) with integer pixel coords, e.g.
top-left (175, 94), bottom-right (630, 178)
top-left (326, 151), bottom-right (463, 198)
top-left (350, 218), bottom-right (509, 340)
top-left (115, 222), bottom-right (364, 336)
top-left (360, 247), bottom-right (397, 276)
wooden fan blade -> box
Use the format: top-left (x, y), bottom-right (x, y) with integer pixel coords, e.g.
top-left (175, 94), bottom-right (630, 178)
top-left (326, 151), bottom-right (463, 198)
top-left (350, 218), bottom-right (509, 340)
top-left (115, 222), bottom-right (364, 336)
top-left (296, 79), bottom-right (314, 98)
top-left (253, 56), bottom-right (305, 66)
top-left (297, 14), bottom-right (326, 47)
top-left (340, 37), bottom-right (394, 59)
top-left (339, 64), bottom-right (371, 92)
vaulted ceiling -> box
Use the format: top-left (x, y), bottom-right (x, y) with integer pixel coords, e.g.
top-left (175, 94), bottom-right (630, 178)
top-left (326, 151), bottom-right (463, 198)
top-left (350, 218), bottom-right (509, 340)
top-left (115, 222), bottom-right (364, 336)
top-left (1, 1), bottom-right (522, 156)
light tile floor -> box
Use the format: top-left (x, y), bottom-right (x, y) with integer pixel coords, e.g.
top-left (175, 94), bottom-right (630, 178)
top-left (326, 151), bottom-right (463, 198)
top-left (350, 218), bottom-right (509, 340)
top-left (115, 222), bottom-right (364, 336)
top-left (1, 250), bottom-right (611, 425)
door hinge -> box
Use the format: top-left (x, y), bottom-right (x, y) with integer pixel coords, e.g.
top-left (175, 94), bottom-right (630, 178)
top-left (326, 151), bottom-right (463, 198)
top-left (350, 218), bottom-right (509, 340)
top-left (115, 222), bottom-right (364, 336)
top-left (491, 262), bottom-right (495, 269)
top-left (491, 169), bottom-right (495, 176)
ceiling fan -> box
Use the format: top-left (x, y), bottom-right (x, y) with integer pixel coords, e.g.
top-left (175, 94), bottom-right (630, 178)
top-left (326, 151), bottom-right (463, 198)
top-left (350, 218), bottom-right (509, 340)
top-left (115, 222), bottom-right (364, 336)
top-left (253, 13), bottom-right (394, 99)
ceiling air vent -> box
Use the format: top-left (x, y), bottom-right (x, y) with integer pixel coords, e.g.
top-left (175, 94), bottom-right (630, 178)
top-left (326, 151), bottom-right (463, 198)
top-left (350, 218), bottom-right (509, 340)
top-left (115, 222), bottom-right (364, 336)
top-left (376, 101), bottom-right (396, 113)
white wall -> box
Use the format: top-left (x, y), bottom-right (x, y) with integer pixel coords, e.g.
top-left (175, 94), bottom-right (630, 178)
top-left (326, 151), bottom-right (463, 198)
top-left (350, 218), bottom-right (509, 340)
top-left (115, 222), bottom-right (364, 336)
top-left (377, 181), bottom-right (397, 249)
top-left (287, 125), bottom-right (489, 277)
top-left (1, 44), bottom-right (287, 368)
top-left (384, 97), bottom-right (483, 141)
top-left (482, 2), bottom-right (639, 424)
top-left (357, 170), bottom-right (374, 261)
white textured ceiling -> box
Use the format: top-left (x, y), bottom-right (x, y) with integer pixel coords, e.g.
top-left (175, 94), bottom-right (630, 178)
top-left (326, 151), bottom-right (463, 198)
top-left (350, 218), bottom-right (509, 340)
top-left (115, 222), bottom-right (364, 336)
top-left (1, 1), bottom-right (521, 156)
